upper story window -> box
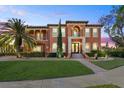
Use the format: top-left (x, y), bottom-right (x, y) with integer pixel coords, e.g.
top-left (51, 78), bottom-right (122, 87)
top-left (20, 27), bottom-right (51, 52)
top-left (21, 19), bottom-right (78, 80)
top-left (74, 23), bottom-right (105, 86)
top-left (52, 27), bottom-right (65, 37)
top-left (85, 28), bottom-right (90, 37)
top-left (36, 32), bottom-right (40, 40)
top-left (93, 28), bottom-right (98, 37)
top-left (62, 28), bottom-right (65, 37)
top-left (40, 32), bottom-right (43, 40)
top-left (52, 28), bottom-right (58, 37)
top-left (72, 26), bottom-right (80, 37)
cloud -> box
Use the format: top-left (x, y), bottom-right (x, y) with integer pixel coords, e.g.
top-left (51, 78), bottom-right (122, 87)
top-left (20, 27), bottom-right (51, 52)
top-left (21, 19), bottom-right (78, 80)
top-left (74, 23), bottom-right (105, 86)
top-left (0, 6), bottom-right (7, 12)
top-left (0, 6), bottom-right (27, 16)
top-left (28, 12), bottom-right (70, 20)
top-left (11, 9), bottom-right (27, 16)
top-left (0, 19), bottom-right (7, 22)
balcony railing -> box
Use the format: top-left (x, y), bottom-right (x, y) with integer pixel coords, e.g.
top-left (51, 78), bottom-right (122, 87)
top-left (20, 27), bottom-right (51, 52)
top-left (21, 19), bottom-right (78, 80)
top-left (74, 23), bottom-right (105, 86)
top-left (36, 36), bottom-right (48, 41)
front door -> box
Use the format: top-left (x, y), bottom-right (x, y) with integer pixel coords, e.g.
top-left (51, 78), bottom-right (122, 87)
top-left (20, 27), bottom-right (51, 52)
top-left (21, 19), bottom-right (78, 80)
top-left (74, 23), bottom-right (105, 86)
top-left (72, 43), bottom-right (79, 53)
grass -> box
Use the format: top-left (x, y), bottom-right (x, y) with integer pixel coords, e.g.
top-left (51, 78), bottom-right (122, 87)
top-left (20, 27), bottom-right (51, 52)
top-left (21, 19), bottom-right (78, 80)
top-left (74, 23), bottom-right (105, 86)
top-left (0, 60), bottom-right (94, 81)
top-left (86, 84), bottom-right (120, 88)
top-left (93, 59), bottom-right (124, 70)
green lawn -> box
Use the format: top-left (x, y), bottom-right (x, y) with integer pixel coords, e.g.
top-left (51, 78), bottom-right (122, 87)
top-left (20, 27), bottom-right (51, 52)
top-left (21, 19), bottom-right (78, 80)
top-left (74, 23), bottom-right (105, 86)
top-left (0, 60), bottom-right (94, 81)
top-left (93, 59), bottom-right (124, 70)
top-left (86, 84), bottom-right (120, 88)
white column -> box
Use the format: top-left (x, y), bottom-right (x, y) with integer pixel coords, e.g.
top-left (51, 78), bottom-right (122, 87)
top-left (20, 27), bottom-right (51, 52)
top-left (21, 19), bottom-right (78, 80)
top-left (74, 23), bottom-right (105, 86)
top-left (68, 37), bottom-right (71, 54)
top-left (82, 37), bottom-right (86, 53)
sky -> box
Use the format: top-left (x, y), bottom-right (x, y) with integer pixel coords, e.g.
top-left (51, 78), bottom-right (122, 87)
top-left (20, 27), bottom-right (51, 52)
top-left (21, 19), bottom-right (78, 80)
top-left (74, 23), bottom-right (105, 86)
top-left (0, 5), bottom-right (115, 38)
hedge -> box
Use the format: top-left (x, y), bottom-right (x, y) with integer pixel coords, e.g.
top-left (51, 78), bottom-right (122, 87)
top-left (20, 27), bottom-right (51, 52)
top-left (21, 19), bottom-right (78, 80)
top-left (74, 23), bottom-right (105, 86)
top-left (0, 53), bottom-right (15, 56)
top-left (21, 52), bottom-right (45, 57)
top-left (108, 51), bottom-right (124, 58)
top-left (86, 50), bottom-right (106, 57)
top-left (47, 53), bottom-right (66, 57)
top-left (47, 53), bottom-right (57, 57)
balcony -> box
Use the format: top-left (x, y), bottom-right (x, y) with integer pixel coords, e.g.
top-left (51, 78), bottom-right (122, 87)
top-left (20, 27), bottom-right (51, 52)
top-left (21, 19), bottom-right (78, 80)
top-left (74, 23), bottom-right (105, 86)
top-left (36, 34), bottom-right (48, 41)
top-left (35, 30), bottom-right (48, 41)
top-left (28, 30), bottom-right (48, 41)
top-left (72, 26), bottom-right (80, 37)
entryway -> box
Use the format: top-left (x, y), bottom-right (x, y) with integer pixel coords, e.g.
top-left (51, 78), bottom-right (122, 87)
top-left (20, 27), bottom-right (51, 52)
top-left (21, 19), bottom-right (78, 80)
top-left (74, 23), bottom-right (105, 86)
top-left (71, 53), bottom-right (83, 59)
top-left (72, 43), bottom-right (80, 53)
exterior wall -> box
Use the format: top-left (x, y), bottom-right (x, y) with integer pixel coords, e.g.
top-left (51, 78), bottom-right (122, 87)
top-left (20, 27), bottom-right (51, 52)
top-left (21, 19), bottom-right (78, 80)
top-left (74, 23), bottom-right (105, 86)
top-left (24, 21), bottom-right (102, 56)
top-left (25, 27), bottom-right (49, 53)
top-left (48, 26), bottom-right (66, 53)
top-left (66, 23), bottom-right (86, 55)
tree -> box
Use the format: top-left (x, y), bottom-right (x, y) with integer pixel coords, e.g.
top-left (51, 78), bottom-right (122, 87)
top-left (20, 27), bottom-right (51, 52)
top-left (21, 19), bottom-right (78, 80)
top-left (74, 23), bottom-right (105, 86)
top-left (99, 6), bottom-right (124, 47)
top-left (57, 19), bottom-right (63, 58)
top-left (0, 18), bottom-right (36, 58)
top-left (106, 42), bottom-right (109, 48)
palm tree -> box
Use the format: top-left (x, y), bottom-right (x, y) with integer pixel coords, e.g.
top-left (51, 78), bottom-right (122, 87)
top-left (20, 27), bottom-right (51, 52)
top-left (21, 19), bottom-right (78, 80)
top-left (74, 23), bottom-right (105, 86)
top-left (0, 18), bottom-right (36, 58)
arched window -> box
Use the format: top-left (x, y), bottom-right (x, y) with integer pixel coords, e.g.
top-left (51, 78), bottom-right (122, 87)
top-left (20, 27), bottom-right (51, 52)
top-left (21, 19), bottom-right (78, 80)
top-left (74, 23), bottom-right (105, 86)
top-left (72, 26), bottom-right (80, 37)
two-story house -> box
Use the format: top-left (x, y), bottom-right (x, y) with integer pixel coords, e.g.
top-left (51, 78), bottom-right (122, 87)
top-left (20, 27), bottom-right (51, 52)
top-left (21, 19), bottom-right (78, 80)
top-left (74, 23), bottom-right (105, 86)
top-left (25, 20), bottom-right (102, 57)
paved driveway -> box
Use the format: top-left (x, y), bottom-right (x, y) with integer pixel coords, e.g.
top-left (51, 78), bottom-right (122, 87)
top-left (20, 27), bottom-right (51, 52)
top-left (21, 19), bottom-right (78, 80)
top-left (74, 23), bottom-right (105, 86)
top-left (0, 56), bottom-right (123, 88)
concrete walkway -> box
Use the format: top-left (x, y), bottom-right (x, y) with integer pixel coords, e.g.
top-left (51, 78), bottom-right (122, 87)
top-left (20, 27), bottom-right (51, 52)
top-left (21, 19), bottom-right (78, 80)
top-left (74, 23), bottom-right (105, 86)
top-left (78, 59), bottom-right (107, 74)
top-left (72, 54), bottom-right (107, 73)
top-left (0, 56), bottom-right (123, 88)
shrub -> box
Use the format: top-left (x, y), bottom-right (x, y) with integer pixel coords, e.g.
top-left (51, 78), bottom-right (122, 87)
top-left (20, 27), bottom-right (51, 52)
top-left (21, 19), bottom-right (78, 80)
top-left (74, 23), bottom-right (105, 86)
top-left (47, 53), bottom-right (66, 57)
top-left (108, 51), bottom-right (124, 58)
top-left (0, 53), bottom-right (15, 56)
top-left (86, 52), bottom-right (94, 57)
top-left (86, 50), bottom-right (106, 57)
top-left (47, 53), bottom-right (57, 57)
top-left (21, 52), bottom-right (45, 57)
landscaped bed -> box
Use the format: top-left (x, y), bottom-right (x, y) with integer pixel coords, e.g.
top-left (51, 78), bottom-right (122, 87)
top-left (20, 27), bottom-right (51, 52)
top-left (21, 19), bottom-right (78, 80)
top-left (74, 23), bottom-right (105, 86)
top-left (93, 59), bottom-right (124, 70)
top-left (86, 84), bottom-right (120, 88)
top-left (0, 60), bottom-right (94, 81)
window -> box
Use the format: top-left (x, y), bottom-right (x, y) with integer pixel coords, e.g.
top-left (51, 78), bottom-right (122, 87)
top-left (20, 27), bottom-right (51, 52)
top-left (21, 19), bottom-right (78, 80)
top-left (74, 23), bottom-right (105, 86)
top-left (36, 32), bottom-right (40, 40)
top-left (52, 28), bottom-right (57, 37)
top-left (52, 27), bottom-right (65, 37)
top-left (52, 43), bottom-right (57, 52)
top-left (85, 28), bottom-right (90, 37)
top-left (62, 28), bottom-right (65, 37)
top-left (73, 30), bottom-right (78, 37)
top-left (41, 32), bottom-right (43, 40)
top-left (72, 27), bottom-right (80, 37)
top-left (62, 43), bottom-right (65, 52)
top-left (86, 43), bottom-right (90, 52)
top-left (93, 28), bottom-right (98, 37)
top-left (93, 43), bottom-right (97, 50)
top-left (33, 46), bottom-right (41, 52)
